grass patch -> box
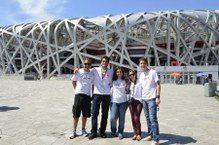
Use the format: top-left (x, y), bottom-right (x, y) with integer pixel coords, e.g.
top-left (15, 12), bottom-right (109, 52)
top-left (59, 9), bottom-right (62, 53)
top-left (214, 96), bottom-right (219, 102)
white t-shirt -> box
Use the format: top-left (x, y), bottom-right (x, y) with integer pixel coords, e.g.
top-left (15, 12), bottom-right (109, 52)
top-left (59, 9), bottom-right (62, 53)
top-left (129, 79), bottom-right (142, 101)
top-left (92, 67), bottom-right (113, 95)
top-left (71, 68), bottom-right (94, 96)
top-left (139, 69), bottom-right (159, 100)
top-left (111, 79), bottom-right (127, 103)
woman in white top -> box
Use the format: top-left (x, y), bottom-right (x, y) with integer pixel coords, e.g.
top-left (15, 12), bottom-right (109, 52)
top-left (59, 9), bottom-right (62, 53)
top-left (110, 67), bottom-right (128, 139)
top-left (126, 69), bottom-right (142, 141)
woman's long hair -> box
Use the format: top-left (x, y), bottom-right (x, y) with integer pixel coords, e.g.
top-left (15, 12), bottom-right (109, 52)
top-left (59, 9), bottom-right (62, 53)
top-left (112, 67), bottom-right (125, 81)
top-left (126, 69), bottom-right (137, 94)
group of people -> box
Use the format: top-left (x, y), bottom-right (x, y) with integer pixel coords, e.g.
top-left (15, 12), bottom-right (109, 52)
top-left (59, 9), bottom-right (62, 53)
top-left (69, 56), bottom-right (161, 145)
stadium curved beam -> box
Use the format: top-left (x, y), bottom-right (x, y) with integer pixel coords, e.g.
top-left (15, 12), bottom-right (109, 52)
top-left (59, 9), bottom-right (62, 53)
top-left (0, 10), bottom-right (219, 79)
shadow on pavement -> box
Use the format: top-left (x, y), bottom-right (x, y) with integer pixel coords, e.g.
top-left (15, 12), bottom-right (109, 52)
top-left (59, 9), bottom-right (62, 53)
top-left (119, 132), bottom-right (196, 144)
top-left (0, 106), bottom-right (20, 112)
top-left (160, 133), bottom-right (197, 145)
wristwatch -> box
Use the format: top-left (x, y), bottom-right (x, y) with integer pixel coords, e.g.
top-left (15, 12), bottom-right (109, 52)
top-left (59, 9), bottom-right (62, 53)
top-left (156, 95), bottom-right (160, 99)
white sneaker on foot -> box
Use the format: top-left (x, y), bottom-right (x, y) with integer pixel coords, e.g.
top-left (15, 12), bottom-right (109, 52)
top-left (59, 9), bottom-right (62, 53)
top-left (82, 128), bottom-right (88, 137)
top-left (69, 131), bottom-right (77, 139)
top-left (143, 136), bottom-right (152, 141)
top-left (151, 141), bottom-right (159, 145)
top-left (118, 133), bottom-right (123, 139)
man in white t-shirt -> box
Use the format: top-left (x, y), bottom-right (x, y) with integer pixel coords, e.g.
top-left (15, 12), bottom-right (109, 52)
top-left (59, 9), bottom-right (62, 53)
top-left (139, 58), bottom-right (161, 145)
top-left (87, 56), bottom-right (113, 140)
top-left (69, 58), bottom-right (94, 139)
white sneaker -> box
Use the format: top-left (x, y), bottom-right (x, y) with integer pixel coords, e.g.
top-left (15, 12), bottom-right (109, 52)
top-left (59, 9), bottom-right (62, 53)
top-left (151, 141), bottom-right (159, 145)
top-left (143, 136), bottom-right (152, 141)
top-left (118, 133), bottom-right (123, 139)
top-left (69, 131), bottom-right (77, 139)
top-left (82, 128), bottom-right (88, 137)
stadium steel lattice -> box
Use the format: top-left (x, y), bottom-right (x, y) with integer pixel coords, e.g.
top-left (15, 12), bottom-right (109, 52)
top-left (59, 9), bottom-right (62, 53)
top-left (0, 10), bottom-right (219, 79)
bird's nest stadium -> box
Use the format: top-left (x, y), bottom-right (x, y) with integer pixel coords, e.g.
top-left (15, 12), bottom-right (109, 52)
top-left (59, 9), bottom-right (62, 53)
top-left (0, 10), bottom-right (219, 81)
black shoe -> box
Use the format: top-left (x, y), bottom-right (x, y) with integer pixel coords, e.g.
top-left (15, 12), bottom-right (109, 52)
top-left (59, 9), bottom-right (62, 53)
top-left (100, 132), bottom-right (107, 138)
top-left (110, 132), bottom-right (117, 138)
top-left (88, 133), bottom-right (97, 140)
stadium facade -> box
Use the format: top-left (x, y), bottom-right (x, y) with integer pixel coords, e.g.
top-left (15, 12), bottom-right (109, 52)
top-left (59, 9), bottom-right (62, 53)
top-left (0, 10), bottom-right (219, 79)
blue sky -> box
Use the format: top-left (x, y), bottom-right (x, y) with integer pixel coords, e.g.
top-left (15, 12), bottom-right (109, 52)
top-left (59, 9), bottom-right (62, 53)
top-left (0, 0), bottom-right (219, 26)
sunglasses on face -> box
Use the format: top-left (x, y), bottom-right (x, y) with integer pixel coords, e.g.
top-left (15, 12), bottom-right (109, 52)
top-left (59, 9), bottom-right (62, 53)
top-left (129, 73), bottom-right (135, 77)
top-left (84, 63), bottom-right (91, 66)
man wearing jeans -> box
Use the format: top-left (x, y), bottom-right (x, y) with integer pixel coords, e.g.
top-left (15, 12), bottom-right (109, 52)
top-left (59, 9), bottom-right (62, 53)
top-left (139, 57), bottom-right (161, 145)
top-left (87, 56), bottom-right (113, 139)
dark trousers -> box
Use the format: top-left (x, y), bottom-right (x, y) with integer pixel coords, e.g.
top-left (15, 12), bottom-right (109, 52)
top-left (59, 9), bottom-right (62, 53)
top-left (91, 94), bottom-right (111, 134)
top-left (129, 99), bottom-right (143, 135)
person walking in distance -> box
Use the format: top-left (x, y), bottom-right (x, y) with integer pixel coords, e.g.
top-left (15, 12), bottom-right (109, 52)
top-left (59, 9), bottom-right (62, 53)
top-left (126, 69), bottom-right (143, 141)
top-left (69, 58), bottom-right (94, 139)
top-left (139, 58), bottom-right (161, 145)
top-left (110, 67), bottom-right (129, 139)
top-left (87, 56), bottom-right (113, 139)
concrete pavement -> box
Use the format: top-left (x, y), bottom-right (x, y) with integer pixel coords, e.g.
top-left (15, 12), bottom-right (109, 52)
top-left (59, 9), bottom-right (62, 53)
top-left (0, 79), bottom-right (219, 145)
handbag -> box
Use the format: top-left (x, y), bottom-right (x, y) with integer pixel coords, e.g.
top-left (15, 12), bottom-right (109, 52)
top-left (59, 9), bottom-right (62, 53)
top-left (128, 97), bottom-right (134, 104)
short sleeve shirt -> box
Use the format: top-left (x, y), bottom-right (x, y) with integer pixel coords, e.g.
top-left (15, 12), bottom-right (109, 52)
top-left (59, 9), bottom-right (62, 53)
top-left (92, 67), bottom-right (113, 95)
top-left (111, 79), bottom-right (127, 103)
top-left (71, 68), bottom-right (94, 96)
top-left (139, 69), bottom-right (159, 100)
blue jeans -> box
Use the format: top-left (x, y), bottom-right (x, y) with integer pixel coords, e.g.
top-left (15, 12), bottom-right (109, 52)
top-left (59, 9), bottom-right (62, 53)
top-left (142, 99), bottom-right (159, 142)
top-left (91, 94), bottom-right (111, 134)
top-left (110, 102), bottom-right (128, 134)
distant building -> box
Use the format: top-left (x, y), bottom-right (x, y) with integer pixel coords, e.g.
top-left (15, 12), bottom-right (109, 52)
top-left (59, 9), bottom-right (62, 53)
top-left (0, 10), bottom-right (219, 79)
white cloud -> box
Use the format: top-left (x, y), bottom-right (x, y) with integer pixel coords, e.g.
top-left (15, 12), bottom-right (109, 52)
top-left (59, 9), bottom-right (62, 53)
top-left (15, 0), bottom-right (68, 23)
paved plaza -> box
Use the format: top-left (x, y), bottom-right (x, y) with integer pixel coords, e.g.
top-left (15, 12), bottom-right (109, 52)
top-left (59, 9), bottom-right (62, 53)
top-left (0, 79), bottom-right (219, 145)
